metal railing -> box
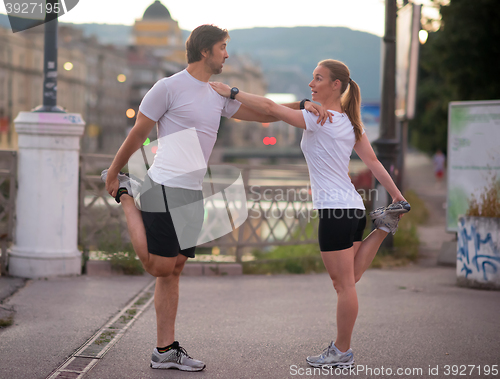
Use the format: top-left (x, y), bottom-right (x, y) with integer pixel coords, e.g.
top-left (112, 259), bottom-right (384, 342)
top-left (0, 152), bottom-right (371, 270)
top-left (0, 150), bottom-right (17, 275)
top-left (78, 154), bottom-right (319, 262)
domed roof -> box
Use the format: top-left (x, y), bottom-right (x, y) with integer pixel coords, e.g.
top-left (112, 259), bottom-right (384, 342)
top-left (143, 1), bottom-right (171, 20)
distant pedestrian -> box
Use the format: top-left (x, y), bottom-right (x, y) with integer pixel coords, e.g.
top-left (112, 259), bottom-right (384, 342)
top-left (211, 59), bottom-right (411, 369)
top-left (433, 149), bottom-right (446, 183)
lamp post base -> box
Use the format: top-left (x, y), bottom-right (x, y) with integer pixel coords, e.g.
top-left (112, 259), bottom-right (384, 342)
top-left (32, 105), bottom-right (66, 113)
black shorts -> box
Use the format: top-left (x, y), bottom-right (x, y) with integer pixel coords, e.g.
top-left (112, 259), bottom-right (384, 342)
top-left (318, 209), bottom-right (367, 252)
top-left (140, 180), bottom-right (204, 258)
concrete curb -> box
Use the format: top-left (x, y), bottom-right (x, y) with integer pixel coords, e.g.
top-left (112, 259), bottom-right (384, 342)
top-left (85, 260), bottom-right (123, 276)
top-left (183, 263), bottom-right (242, 276)
top-left (85, 260), bottom-right (242, 276)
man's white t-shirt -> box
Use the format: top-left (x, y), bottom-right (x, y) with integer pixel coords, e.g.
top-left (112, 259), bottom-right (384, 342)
top-left (139, 69), bottom-right (241, 190)
top-left (300, 110), bottom-right (365, 210)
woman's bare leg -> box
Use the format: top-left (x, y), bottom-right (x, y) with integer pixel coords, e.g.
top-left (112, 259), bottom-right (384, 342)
top-left (321, 247), bottom-right (357, 352)
top-left (353, 229), bottom-right (388, 283)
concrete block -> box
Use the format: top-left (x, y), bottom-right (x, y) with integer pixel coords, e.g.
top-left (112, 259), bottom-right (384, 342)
top-left (217, 263), bottom-right (242, 276)
top-left (203, 264), bottom-right (219, 276)
top-left (85, 261), bottom-right (243, 277)
top-left (204, 263), bottom-right (242, 276)
top-left (438, 241), bottom-right (457, 267)
top-left (86, 260), bottom-right (123, 276)
top-left (182, 264), bottom-right (203, 276)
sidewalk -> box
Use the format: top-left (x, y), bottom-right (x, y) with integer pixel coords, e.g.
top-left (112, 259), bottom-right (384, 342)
top-left (0, 275), bottom-right (155, 379)
top-left (404, 151), bottom-right (457, 266)
top-left (1, 152), bottom-right (499, 379)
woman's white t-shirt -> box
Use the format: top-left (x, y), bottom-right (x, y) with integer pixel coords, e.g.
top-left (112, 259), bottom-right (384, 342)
top-left (139, 69), bottom-right (241, 190)
top-left (300, 109), bottom-right (365, 210)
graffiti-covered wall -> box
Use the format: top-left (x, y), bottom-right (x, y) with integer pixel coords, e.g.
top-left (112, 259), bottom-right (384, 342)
top-left (457, 216), bottom-right (500, 289)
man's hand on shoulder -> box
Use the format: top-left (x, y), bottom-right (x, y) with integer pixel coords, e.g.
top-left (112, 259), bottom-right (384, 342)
top-left (210, 82), bottom-right (231, 98)
top-left (304, 102), bottom-right (333, 125)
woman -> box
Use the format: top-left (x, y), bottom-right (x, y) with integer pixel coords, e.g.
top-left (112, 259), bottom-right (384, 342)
top-left (210, 59), bottom-right (410, 368)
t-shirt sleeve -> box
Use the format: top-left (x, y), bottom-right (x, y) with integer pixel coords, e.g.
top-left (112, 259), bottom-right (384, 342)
top-left (221, 98), bottom-right (241, 118)
top-left (139, 80), bottom-right (170, 122)
top-left (301, 110), bottom-right (320, 132)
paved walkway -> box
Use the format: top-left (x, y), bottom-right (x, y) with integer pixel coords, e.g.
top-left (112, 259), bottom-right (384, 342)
top-left (1, 152), bottom-right (499, 379)
top-left (404, 151), bottom-right (456, 266)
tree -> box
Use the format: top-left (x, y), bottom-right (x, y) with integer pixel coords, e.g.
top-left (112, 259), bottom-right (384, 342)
top-left (409, 0), bottom-right (500, 154)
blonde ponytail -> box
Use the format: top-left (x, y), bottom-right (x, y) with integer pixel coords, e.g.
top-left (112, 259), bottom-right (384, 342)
top-left (342, 79), bottom-right (363, 142)
top-left (318, 59), bottom-right (364, 142)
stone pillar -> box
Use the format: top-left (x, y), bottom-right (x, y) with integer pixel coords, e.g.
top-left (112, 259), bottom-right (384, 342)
top-left (9, 112), bottom-right (85, 278)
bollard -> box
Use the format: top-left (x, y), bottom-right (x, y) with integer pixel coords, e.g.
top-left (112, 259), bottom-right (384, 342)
top-left (9, 111), bottom-right (85, 278)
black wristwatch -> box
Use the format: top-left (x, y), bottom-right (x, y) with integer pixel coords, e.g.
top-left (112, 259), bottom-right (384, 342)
top-left (300, 98), bottom-right (311, 110)
top-left (230, 87), bottom-right (239, 100)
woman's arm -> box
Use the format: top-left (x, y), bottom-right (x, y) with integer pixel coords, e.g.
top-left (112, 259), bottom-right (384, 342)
top-left (232, 101), bottom-right (332, 125)
top-left (211, 82), bottom-right (307, 129)
top-left (354, 133), bottom-right (406, 203)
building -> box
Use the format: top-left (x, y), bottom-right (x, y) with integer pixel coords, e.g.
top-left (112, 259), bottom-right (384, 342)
top-left (0, 26), bottom-right (43, 149)
top-left (132, 0), bottom-right (185, 65)
top-left (0, 24), bottom-right (131, 153)
top-left (0, 1), bottom-right (269, 156)
top-left (58, 26), bottom-right (130, 154)
top-left (126, 1), bottom-right (186, 136)
top-left (213, 54), bottom-right (269, 154)
top-left (127, 0), bottom-right (269, 152)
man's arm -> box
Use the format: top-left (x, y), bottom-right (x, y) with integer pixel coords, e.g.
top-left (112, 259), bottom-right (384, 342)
top-left (231, 102), bottom-right (298, 123)
top-left (226, 89), bottom-right (307, 129)
top-left (105, 112), bottom-right (156, 197)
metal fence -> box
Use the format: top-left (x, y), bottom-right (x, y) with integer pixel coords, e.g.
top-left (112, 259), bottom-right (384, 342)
top-left (0, 152), bottom-right (371, 270)
top-left (0, 150), bottom-right (17, 275)
top-left (78, 154), bottom-right (319, 262)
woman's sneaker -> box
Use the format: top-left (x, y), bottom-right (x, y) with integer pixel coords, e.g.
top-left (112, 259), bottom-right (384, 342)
top-left (369, 201), bottom-right (411, 235)
top-left (150, 342), bottom-right (205, 371)
top-left (306, 342), bottom-right (354, 368)
top-left (100, 169), bottom-right (140, 203)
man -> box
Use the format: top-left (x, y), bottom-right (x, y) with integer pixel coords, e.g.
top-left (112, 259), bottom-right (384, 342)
top-left (103, 24), bottom-right (329, 371)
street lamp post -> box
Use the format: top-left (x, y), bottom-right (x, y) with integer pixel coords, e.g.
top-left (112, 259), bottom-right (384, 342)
top-left (34, 0), bottom-right (65, 113)
top-left (372, 0), bottom-right (399, 248)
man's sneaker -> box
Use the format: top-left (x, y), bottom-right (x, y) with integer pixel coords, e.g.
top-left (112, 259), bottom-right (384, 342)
top-left (369, 201), bottom-right (411, 235)
top-left (150, 342), bottom-right (205, 371)
top-left (101, 169), bottom-right (140, 203)
top-left (306, 342), bottom-right (354, 368)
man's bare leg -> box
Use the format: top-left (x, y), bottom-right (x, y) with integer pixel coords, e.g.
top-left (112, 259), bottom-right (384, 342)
top-left (120, 194), bottom-right (177, 277)
top-left (119, 195), bottom-right (189, 347)
top-left (155, 254), bottom-right (187, 347)
top-left (150, 251), bottom-right (205, 371)
top-left (120, 195), bottom-right (149, 265)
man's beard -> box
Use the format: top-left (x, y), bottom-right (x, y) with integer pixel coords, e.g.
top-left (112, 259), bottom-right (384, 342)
top-left (207, 55), bottom-right (223, 75)
top-left (209, 61), bottom-right (222, 75)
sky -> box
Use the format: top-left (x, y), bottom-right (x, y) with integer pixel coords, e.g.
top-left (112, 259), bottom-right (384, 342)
top-left (0, 0), bottom-right (440, 36)
top-left (1, 0), bottom-right (388, 36)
